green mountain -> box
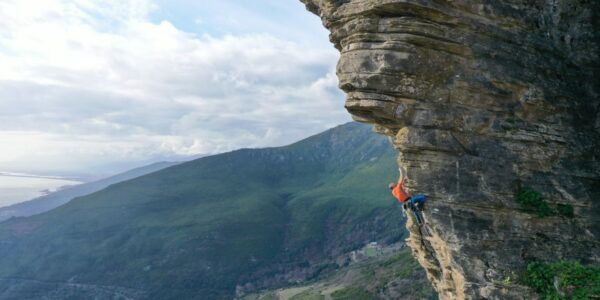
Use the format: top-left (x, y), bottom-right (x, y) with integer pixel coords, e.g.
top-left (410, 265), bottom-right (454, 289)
top-left (0, 122), bottom-right (413, 300)
top-left (0, 162), bottom-right (181, 222)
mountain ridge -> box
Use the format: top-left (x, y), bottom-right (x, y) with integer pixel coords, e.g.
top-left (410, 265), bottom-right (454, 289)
top-left (0, 122), bottom-right (421, 300)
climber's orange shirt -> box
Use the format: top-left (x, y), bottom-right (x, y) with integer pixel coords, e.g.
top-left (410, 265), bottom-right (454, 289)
top-left (392, 178), bottom-right (410, 203)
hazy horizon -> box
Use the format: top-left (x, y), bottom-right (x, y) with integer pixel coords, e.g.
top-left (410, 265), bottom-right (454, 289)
top-left (0, 174), bottom-right (82, 208)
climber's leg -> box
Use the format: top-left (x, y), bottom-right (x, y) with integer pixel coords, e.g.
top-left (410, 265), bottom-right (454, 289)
top-left (407, 202), bottom-right (421, 224)
top-left (410, 194), bottom-right (427, 204)
top-left (410, 194), bottom-right (427, 211)
top-left (411, 205), bottom-right (423, 225)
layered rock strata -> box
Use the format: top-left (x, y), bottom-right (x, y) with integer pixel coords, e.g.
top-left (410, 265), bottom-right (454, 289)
top-left (301, 0), bottom-right (600, 299)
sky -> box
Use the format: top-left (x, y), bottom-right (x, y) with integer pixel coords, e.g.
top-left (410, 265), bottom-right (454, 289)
top-left (0, 0), bottom-right (350, 178)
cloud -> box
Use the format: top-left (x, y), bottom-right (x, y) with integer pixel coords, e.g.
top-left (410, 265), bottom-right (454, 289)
top-left (0, 0), bottom-right (349, 176)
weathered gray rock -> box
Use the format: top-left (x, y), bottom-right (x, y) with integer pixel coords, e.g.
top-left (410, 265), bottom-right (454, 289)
top-left (301, 0), bottom-right (600, 299)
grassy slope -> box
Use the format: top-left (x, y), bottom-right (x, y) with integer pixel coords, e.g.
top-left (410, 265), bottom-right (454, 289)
top-left (245, 248), bottom-right (437, 300)
top-left (0, 122), bottom-right (406, 299)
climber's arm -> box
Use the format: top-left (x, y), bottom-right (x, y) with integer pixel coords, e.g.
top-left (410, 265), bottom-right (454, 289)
top-left (398, 167), bottom-right (405, 185)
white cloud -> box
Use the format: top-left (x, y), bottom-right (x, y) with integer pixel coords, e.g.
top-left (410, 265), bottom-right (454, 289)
top-left (0, 0), bottom-right (348, 176)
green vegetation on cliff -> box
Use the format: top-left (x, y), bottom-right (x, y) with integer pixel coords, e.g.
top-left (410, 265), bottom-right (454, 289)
top-left (525, 261), bottom-right (600, 299)
top-left (516, 188), bottom-right (554, 218)
top-left (0, 122), bottom-right (406, 299)
top-left (516, 188), bottom-right (575, 219)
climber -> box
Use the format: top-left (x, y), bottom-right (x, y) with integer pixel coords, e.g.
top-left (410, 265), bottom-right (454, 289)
top-left (389, 167), bottom-right (427, 224)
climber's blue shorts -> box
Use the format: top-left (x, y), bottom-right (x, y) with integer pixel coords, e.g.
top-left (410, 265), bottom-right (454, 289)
top-left (410, 194), bottom-right (427, 205)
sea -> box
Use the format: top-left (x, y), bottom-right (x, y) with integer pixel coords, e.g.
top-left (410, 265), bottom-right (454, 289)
top-left (0, 173), bottom-right (82, 208)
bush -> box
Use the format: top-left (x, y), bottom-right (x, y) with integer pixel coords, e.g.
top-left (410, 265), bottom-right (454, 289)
top-left (331, 287), bottom-right (378, 300)
top-left (517, 188), bottom-right (554, 218)
top-left (556, 204), bottom-right (574, 218)
top-left (524, 261), bottom-right (600, 299)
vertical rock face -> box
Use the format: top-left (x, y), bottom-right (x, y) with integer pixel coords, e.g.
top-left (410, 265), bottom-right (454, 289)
top-left (301, 0), bottom-right (599, 299)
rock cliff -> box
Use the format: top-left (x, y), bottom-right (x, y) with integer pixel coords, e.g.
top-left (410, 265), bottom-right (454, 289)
top-left (301, 0), bottom-right (600, 299)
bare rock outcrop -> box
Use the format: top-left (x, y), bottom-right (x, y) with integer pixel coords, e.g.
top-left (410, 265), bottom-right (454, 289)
top-left (301, 0), bottom-right (600, 299)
